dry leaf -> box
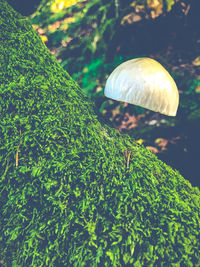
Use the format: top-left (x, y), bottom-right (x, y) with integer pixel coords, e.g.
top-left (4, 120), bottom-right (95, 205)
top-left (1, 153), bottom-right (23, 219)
top-left (192, 56), bottom-right (200, 66)
top-left (136, 139), bottom-right (145, 145)
top-left (195, 85), bottom-right (200, 93)
top-left (146, 146), bottom-right (159, 154)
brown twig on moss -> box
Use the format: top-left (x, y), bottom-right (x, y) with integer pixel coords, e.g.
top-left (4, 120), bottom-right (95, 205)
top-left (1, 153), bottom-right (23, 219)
top-left (125, 149), bottom-right (131, 168)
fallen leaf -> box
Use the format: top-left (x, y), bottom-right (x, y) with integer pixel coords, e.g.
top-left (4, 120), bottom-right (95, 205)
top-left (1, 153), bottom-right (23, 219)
top-left (146, 146), bottom-right (159, 154)
top-left (121, 12), bottom-right (142, 25)
top-left (136, 139), bottom-right (145, 145)
top-left (195, 85), bottom-right (200, 93)
top-left (41, 35), bottom-right (48, 43)
top-left (155, 138), bottom-right (168, 151)
top-left (192, 56), bottom-right (200, 66)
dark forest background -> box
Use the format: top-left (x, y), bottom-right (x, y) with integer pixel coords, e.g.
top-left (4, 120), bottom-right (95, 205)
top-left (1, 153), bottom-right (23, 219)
top-left (7, 0), bottom-right (200, 187)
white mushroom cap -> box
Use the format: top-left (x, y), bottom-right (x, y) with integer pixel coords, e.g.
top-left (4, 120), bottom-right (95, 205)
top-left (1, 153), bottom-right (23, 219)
top-left (104, 57), bottom-right (179, 116)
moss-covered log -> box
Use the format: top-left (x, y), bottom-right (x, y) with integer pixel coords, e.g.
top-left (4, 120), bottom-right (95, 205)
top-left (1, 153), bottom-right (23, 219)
top-left (0, 1), bottom-right (200, 266)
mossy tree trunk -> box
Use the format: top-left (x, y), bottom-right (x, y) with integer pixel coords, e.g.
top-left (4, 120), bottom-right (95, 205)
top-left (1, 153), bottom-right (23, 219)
top-left (0, 1), bottom-right (200, 266)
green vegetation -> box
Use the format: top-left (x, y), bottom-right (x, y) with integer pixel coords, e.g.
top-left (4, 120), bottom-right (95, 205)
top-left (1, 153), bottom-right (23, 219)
top-left (30, 0), bottom-right (200, 118)
top-left (0, 1), bottom-right (200, 266)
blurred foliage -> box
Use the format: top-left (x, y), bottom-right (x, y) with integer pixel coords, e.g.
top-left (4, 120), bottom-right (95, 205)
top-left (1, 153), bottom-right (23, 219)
top-left (171, 71), bottom-right (200, 116)
top-left (72, 56), bottom-right (129, 97)
top-left (30, 0), bottom-right (199, 118)
top-left (50, 0), bottom-right (83, 13)
top-left (31, 0), bottom-right (181, 64)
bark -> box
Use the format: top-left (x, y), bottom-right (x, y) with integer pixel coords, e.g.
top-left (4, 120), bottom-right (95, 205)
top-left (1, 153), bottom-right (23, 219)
top-left (0, 1), bottom-right (200, 266)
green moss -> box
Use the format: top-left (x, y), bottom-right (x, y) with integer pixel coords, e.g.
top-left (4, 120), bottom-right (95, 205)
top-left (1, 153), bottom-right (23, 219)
top-left (0, 1), bottom-right (200, 266)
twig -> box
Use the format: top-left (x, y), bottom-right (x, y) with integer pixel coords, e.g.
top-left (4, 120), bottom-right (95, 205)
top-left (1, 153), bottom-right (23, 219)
top-left (16, 129), bottom-right (22, 167)
top-left (125, 149), bottom-right (131, 168)
top-left (16, 150), bottom-right (19, 167)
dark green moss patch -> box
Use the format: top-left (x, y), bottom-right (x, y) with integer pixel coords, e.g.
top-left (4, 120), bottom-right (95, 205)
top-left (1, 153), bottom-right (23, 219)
top-left (0, 1), bottom-right (200, 266)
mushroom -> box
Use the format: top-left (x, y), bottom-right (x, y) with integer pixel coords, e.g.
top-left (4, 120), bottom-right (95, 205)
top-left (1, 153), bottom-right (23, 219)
top-left (104, 57), bottom-right (179, 116)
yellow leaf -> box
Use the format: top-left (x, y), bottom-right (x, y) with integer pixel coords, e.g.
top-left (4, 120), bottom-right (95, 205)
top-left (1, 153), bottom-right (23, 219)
top-left (192, 56), bottom-right (200, 66)
top-left (83, 67), bottom-right (88, 73)
top-left (154, 137), bottom-right (164, 144)
top-left (41, 35), bottom-right (48, 43)
top-left (136, 139), bottom-right (144, 145)
top-left (195, 85), bottom-right (200, 93)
